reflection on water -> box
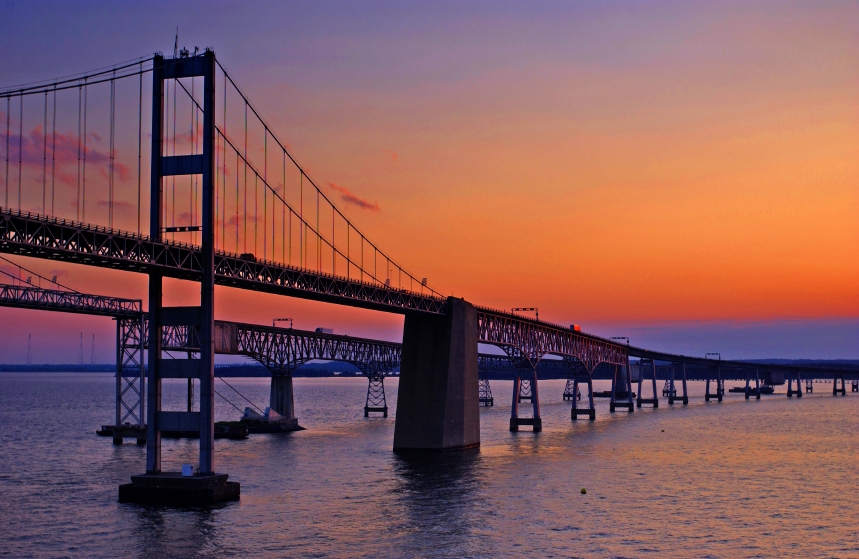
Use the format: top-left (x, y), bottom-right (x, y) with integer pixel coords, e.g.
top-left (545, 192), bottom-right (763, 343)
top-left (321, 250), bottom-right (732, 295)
top-left (392, 449), bottom-right (483, 552)
top-left (1, 373), bottom-right (858, 558)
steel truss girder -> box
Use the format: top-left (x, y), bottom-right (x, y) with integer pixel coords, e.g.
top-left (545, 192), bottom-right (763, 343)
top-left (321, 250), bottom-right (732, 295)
top-left (0, 284), bottom-right (141, 316)
top-left (476, 309), bottom-right (628, 371)
top-left (0, 209), bottom-right (447, 315)
top-left (148, 320), bottom-right (401, 377)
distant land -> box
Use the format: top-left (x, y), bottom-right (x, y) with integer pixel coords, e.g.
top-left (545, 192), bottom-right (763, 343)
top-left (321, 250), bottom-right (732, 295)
top-left (2, 359), bottom-right (855, 377)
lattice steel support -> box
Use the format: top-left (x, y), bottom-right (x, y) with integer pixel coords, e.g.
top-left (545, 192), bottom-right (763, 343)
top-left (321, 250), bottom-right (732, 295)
top-left (364, 374), bottom-right (388, 417)
top-left (477, 357), bottom-right (495, 406)
top-left (518, 378), bottom-right (533, 403)
top-left (113, 316), bottom-right (146, 444)
top-left (562, 379), bottom-right (580, 401)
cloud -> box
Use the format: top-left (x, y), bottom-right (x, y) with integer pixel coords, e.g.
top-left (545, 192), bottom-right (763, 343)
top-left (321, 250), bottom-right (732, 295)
top-left (382, 149), bottom-right (398, 162)
top-left (326, 182), bottom-right (380, 212)
top-left (95, 199), bottom-right (136, 212)
top-left (0, 126), bottom-right (130, 182)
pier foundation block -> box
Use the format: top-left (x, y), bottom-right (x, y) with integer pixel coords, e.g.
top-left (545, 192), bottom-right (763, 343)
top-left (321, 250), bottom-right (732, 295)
top-left (119, 472), bottom-right (239, 506)
top-left (393, 297), bottom-right (479, 451)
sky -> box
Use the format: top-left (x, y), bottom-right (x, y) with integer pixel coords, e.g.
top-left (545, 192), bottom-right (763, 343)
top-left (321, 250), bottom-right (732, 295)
top-left (0, 0), bottom-right (856, 362)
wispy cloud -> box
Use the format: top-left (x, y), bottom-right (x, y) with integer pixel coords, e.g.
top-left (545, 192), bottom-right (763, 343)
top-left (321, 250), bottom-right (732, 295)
top-left (0, 126), bottom-right (131, 182)
top-left (327, 182), bottom-right (380, 212)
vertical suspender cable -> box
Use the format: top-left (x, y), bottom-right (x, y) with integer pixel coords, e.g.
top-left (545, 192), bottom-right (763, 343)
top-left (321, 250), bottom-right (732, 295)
top-left (316, 189), bottom-right (320, 271)
top-left (5, 96), bottom-right (9, 208)
top-left (109, 73), bottom-right (115, 228)
top-left (137, 64), bottom-right (142, 235)
top-left (222, 71), bottom-right (227, 246)
top-left (215, 116), bottom-right (219, 249)
top-left (332, 206), bottom-right (335, 275)
top-left (81, 78), bottom-right (89, 221)
top-left (172, 77), bottom-right (177, 237)
top-left (300, 172), bottom-right (303, 267)
top-left (51, 88), bottom-right (56, 215)
top-left (235, 151), bottom-right (239, 254)
top-left (77, 84), bottom-right (81, 220)
top-left (263, 128), bottom-right (267, 259)
top-left (283, 151), bottom-right (286, 264)
top-left (18, 92), bottom-right (23, 209)
top-left (190, 76), bottom-right (195, 241)
top-left (243, 101), bottom-right (247, 254)
top-left (42, 92), bottom-right (47, 213)
top-left (82, 79), bottom-right (87, 221)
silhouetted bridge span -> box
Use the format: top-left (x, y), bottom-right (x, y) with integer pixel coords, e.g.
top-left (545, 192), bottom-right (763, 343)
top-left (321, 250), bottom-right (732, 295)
top-left (2, 49), bottom-right (854, 504)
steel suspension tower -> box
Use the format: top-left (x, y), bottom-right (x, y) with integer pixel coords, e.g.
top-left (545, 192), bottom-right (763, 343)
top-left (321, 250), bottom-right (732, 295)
top-left (120, 50), bottom-right (238, 504)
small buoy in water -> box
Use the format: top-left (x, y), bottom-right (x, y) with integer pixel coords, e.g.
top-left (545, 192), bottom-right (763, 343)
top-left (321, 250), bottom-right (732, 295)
top-left (580, 488), bottom-right (587, 494)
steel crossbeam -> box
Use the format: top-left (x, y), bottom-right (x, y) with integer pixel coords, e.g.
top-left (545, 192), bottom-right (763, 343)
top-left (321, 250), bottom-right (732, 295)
top-left (0, 209), bottom-right (448, 315)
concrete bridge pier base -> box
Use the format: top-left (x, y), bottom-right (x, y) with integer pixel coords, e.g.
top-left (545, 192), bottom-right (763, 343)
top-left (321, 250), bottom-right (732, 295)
top-left (610, 365), bottom-right (634, 412)
top-left (510, 367), bottom-right (543, 433)
top-left (571, 376), bottom-right (596, 420)
top-left (393, 297), bottom-right (480, 451)
top-left (270, 374), bottom-right (296, 419)
top-left (705, 367), bottom-right (724, 402)
top-left (668, 363), bottom-right (688, 405)
top-left (833, 375), bottom-right (847, 396)
top-left (637, 359), bottom-right (659, 408)
top-left (787, 373), bottom-right (803, 398)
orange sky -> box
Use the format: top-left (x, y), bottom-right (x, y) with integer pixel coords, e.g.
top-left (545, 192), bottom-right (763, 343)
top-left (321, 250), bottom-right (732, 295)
top-left (0, 1), bottom-right (856, 361)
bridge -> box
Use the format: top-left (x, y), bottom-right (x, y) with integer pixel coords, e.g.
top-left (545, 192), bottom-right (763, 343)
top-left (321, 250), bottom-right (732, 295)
top-left (1, 49), bottom-right (854, 504)
top-left (0, 268), bottom-right (402, 432)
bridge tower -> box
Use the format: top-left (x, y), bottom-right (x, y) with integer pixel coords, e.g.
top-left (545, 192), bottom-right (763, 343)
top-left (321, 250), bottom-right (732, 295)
top-left (119, 51), bottom-right (239, 505)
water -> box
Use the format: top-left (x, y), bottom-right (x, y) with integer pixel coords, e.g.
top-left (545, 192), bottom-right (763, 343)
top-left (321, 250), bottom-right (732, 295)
top-left (1, 373), bottom-right (857, 558)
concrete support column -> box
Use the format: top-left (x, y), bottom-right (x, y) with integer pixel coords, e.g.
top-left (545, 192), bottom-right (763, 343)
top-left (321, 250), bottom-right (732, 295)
top-left (393, 297), bottom-right (479, 451)
top-left (269, 374), bottom-right (295, 418)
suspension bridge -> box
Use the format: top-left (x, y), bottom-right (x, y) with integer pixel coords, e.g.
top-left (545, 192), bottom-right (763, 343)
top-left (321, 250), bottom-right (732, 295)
top-left (1, 48), bottom-right (855, 505)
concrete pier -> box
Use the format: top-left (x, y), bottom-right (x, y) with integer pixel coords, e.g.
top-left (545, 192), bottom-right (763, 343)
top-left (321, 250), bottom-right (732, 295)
top-left (393, 297), bottom-right (480, 451)
top-left (270, 374), bottom-right (296, 419)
